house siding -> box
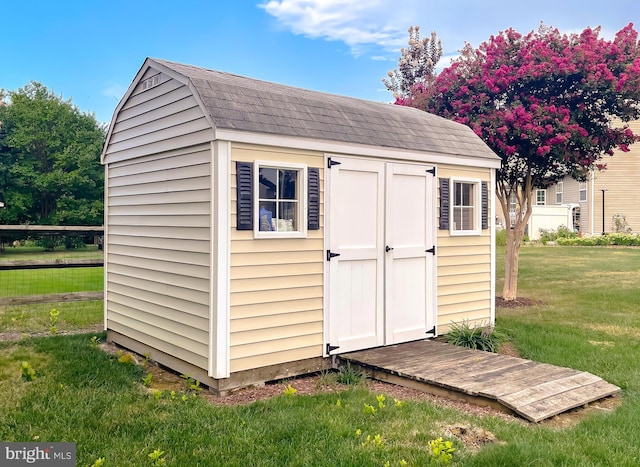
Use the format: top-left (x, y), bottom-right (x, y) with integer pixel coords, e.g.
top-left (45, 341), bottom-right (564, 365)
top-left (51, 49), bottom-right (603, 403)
top-left (102, 67), bottom-right (214, 164)
top-left (436, 165), bottom-right (493, 330)
top-left (229, 143), bottom-right (325, 373)
top-left (590, 119), bottom-right (640, 234)
top-left (105, 144), bottom-right (212, 370)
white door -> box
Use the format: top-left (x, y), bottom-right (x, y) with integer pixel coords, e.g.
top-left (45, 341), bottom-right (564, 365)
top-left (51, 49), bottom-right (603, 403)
top-left (327, 157), bottom-right (385, 354)
top-left (385, 163), bottom-right (435, 344)
top-left (327, 158), bottom-right (436, 355)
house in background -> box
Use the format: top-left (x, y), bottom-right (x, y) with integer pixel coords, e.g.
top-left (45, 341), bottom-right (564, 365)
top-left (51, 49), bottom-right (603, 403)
top-left (101, 58), bottom-right (501, 394)
top-left (502, 119), bottom-right (640, 239)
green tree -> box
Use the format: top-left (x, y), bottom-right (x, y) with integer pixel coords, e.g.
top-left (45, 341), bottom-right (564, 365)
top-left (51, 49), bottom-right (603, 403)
top-left (0, 82), bottom-right (105, 225)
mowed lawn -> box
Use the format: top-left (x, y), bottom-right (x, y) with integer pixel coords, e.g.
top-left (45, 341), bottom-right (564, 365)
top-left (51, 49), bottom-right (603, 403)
top-left (0, 246), bottom-right (639, 466)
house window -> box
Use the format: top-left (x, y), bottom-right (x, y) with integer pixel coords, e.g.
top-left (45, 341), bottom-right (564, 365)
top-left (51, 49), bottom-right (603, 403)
top-left (255, 161), bottom-right (307, 238)
top-left (536, 189), bottom-right (546, 205)
top-left (451, 179), bottom-right (481, 235)
top-left (555, 182), bottom-right (563, 204)
top-left (579, 181), bottom-right (587, 202)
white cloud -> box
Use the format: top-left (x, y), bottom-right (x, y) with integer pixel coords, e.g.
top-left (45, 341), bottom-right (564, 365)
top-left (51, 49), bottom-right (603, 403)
top-left (259, 0), bottom-right (413, 57)
top-left (102, 83), bottom-right (127, 100)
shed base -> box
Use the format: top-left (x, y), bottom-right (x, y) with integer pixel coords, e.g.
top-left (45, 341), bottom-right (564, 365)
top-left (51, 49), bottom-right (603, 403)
top-left (107, 330), bottom-right (332, 395)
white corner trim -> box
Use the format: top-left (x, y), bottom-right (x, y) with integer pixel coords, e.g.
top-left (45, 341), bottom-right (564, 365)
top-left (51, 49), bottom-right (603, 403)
top-left (214, 128), bottom-right (502, 170)
top-left (210, 140), bottom-right (231, 378)
top-left (490, 169), bottom-right (496, 325)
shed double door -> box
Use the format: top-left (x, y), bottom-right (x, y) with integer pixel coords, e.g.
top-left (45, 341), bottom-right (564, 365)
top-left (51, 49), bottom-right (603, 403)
top-left (327, 157), bottom-right (435, 355)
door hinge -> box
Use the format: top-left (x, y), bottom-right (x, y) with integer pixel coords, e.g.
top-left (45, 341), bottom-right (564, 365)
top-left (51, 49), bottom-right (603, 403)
top-left (426, 326), bottom-right (436, 336)
top-left (426, 167), bottom-right (436, 176)
top-left (426, 246), bottom-right (436, 255)
top-left (326, 343), bottom-right (340, 354)
top-left (328, 157), bottom-right (342, 168)
top-left (327, 250), bottom-right (341, 261)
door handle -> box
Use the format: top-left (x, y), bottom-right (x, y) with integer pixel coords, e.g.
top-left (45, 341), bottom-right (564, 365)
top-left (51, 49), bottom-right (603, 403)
top-left (385, 245), bottom-right (394, 252)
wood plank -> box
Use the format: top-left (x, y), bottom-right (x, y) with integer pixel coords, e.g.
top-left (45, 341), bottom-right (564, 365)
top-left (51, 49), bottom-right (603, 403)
top-left (500, 372), bottom-right (601, 408)
top-left (340, 340), bottom-right (620, 422)
top-left (514, 380), bottom-right (621, 422)
top-left (476, 365), bottom-right (578, 398)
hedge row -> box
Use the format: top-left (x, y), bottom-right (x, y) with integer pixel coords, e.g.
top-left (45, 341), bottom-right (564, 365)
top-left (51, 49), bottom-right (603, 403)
top-left (556, 233), bottom-right (640, 246)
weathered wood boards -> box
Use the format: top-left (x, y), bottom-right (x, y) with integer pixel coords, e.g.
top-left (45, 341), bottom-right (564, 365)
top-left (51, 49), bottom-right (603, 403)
top-left (341, 340), bottom-right (620, 422)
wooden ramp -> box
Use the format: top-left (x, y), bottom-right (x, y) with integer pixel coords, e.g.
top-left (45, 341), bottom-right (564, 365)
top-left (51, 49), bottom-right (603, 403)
top-left (339, 340), bottom-right (620, 423)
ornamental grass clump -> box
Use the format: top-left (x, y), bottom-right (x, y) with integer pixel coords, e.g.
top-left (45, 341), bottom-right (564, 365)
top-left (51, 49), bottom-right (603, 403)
top-left (444, 321), bottom-right (509, 353)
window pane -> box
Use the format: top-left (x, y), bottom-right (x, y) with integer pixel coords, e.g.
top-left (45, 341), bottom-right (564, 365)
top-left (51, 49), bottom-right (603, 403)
top-left (259, 168), bottom-right (277, 199)
top-left (454, 182), bottom-right (474, 207)
top-left (279, 170), bottom-right (298, 200)
top-left (275, 201), bottom-right (298, 231)
top-left (258, 202), bottom-right (277, 231)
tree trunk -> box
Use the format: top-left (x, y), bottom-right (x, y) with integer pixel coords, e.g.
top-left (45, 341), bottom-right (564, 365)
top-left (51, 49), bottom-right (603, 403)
top-left (502, 227), bottom-right (521, 300)
top-left (497, 175), bottom-right (534, 301)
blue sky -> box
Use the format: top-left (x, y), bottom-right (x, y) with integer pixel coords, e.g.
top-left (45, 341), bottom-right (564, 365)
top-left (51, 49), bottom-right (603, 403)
top-left (2, 1), bottom-right (638, 125)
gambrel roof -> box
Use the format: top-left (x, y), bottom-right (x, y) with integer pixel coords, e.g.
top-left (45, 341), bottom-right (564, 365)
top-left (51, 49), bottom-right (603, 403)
top-left (103, 58), bottom-right (500, 163)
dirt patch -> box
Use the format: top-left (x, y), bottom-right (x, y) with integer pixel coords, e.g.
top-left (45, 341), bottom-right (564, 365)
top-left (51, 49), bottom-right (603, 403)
top-left (495, 296), bottom-right (543, 308)
top-left (444, 424), bottom-right (504, 452)
top-left (0, 325), bottom-right (104, 342)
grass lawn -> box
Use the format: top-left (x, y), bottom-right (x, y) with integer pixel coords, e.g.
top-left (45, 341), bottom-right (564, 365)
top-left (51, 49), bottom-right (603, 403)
top-left (1, 246), bottom-right (639, 465)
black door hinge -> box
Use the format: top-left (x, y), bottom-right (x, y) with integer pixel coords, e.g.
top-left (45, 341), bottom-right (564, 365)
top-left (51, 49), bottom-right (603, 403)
top-left (327, 250), bottom-right (341, 261)
top-left (426, 326), bottom-right (436, 336)
top-left (326, 343), bottom-right (340, 354)
top-left (328, 157), bottom-right (342, 168)
top-left (426, 246), bottom-right (436, 255)
top-left (426, 167), bottom-right (436, 176)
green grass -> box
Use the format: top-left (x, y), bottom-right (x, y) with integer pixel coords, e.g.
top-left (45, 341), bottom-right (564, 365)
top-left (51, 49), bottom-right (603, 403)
top-left (0, 267), bottom-right (103, 297)
top-left (0, 301), bottom-right (103, 333)
top-left (1, 246), bottom-right (640, 465)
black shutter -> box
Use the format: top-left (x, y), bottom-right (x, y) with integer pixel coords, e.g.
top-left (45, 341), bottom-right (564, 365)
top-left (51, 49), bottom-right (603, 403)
top-left (481, 181), bottom-right (489, 230)
top-left (236, 161), bottom-right (253, 230)
top-left (308, 168), bottom-right (320, 230)
top-left (439, 178), bottom-right (450, 230)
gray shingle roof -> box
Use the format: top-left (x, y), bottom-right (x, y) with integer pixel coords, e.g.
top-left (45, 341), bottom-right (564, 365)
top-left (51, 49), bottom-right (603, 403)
top-left (152, 58), bottom-right (499, 161)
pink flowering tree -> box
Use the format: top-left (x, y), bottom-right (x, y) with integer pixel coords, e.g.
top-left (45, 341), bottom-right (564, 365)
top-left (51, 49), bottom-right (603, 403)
top-left (401, 23), bottom-right (640, 300)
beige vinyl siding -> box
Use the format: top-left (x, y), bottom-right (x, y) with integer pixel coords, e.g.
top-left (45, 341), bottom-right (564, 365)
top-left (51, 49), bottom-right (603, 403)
top-left (102, 67), bottom-right (214, 164)
top-left (106, 144), bottom-right (212, 370)
top-left (229, 144), bottom-right (324, 373)
top-left (591, 119), bottom-right (640, 234)
top-left (436, 165), bottom-right (493, 330)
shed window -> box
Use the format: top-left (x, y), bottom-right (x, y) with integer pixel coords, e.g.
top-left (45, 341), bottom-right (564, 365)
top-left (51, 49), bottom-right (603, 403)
top-left (451, 178), bottom-right (482, 235)
top-left (254, 162), bottom-right (307, 238)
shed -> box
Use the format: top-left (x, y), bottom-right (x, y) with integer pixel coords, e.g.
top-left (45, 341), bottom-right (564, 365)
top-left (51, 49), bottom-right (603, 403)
top-left (101, 58), bottom-right (502, 394)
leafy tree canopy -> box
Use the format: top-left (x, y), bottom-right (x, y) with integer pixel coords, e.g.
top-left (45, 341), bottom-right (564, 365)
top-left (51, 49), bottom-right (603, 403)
top-left (403, 23), bottom-right (640, 192)
top-left (395, 22), bottom-right (640, 299)
top-left (0, 82), bottom-right (106, 225)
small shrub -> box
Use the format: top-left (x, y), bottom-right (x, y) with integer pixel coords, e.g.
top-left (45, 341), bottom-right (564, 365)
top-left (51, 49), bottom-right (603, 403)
top-left (282, 383), bottom-right (297, 396)
top-left (49, 308), bottom-right (60, 334)
top-left (141, 373), bottom-right (153, 388)
top-left (337, 361), bottom-right (364, 385)
top-left (21, 361), bottom-right (37, 381)
top-left (427, 437), bottom-right (456, 465)
top-left (117, 351), bottom-right (136, 365)
top-left (147, 448), bottom-right (166, 466)
top-left (445, 320), bottom-right (509, 353)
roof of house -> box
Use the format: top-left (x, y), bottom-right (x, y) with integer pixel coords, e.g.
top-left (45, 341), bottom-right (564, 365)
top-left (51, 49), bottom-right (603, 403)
top-left (117, 58), bottom-right (501, 162)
